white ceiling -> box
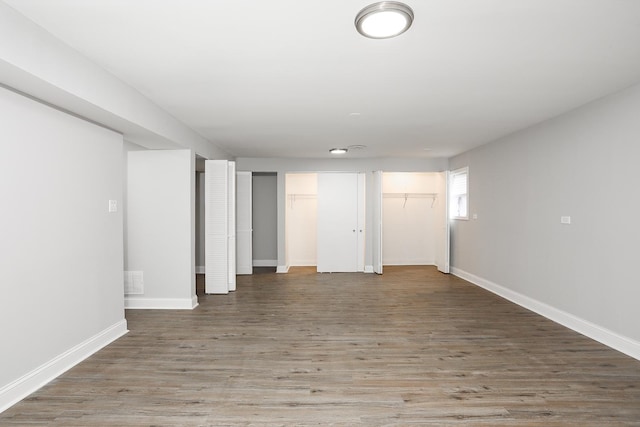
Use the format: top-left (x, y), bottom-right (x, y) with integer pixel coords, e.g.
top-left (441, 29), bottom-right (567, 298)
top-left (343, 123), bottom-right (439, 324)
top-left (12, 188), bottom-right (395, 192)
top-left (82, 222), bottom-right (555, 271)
top-left (5, 0), bottom-right (640, 159)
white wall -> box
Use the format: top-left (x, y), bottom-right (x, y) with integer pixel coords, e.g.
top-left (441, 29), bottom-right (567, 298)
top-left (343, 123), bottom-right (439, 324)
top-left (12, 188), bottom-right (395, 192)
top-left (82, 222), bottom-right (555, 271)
top-left (0, 2), bottom-right (230, 159)
top-left (252, 173), bottom-right (277, 266)
top-left (286, 173), bottom-right (318, 266)
top-left (122, 140), bottom-right (146, 270)
top-left (0, 86), bottom-right (127, 412)
top-left (449, 82), bottom-right (640, 359)
top-left (382, 173), bottom-right (438, 265)
top-left (236, 157), bottom-right (448, 173)
top-left (125, 150), bottom-right (197, 309)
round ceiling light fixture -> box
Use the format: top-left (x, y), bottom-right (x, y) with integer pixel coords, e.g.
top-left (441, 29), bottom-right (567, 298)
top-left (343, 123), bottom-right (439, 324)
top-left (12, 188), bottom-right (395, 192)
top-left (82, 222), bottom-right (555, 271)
top-left (329, 148), bottom-right (348, 154)
top-left (355, 2), bottom-right (414, 39)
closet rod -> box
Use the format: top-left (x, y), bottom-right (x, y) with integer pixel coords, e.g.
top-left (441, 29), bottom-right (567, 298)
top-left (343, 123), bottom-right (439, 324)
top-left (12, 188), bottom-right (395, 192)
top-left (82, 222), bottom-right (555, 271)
top-left (382, 192), bottom-right (438, 198)
top-left (287, 193), bottom-right (317, 198)
top-left (287, 193), bottom-right (317, 208)
top-left (383, 192), bottom-right (438, 208)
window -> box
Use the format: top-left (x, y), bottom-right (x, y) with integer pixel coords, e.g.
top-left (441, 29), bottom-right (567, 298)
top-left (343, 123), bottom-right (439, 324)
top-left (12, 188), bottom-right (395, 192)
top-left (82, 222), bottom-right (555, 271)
top-left (450, 167), bottom-right (468, 220)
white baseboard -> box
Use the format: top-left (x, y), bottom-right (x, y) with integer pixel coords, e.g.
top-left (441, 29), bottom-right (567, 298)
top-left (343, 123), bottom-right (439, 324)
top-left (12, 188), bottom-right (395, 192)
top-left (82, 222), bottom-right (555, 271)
top-left (451, 267), bottom-right (640, 361)
top-left (253, 259), bottom-right (277, 267)
top-left (125, 296), bottom-right (198, 310)
top-left (364, 265), bottom-right (374, 273)
top-left (383, 261), bottom-right (434, 266)
top-left (288, 260), bottom-right (316, 266)
top-left (0, 320), bottom-right (128, 413)
top-left (195, 265), bottom-right (205, 274)
top-left (276, 265), bottom-right (290, 274)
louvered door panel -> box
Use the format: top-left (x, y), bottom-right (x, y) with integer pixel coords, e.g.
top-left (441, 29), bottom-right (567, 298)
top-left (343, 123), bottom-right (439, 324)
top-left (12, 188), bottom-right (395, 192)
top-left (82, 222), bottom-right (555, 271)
top-left (205, 160), bottom-right (229, 294)
top-left (228, 161), bottom-right (237, 291)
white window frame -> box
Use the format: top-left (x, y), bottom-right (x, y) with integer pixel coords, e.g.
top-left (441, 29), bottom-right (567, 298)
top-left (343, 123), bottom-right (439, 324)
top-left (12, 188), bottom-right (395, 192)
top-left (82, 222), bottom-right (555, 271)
top-left (450, 167), bottom-right (469, 220)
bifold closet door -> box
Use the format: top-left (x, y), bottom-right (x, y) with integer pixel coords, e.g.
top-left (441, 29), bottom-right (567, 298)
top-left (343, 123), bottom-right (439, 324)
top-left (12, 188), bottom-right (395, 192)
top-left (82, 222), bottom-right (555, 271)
top-left (205, 160), bottom-right (229, 294)
top-left (317, 173), bottom-right (359, 273)
top-left (227, 162), bottom-right (236, 291)
top-left (204, 160), bottom-right (237, 294)
top-left (236, 171), bottom-right (253, 275)
top-left (435, 171), bottom-right (450, 274)
top-left (372, 171), bottom-right (383, 274)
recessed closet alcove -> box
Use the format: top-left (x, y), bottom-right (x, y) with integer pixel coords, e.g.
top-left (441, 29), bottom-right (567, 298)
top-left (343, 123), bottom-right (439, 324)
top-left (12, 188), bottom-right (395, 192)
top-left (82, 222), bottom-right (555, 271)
top-left (382, 172), bottom-right (443, 266)
top-left (285, 172), bottom-right (365, 272)
top-left (285, 173), bottom-right (318, 267)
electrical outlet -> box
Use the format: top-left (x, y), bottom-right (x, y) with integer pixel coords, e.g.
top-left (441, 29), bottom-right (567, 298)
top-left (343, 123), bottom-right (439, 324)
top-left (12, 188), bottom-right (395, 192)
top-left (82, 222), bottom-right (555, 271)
top-left (108, 200), bottom-right (118, 213)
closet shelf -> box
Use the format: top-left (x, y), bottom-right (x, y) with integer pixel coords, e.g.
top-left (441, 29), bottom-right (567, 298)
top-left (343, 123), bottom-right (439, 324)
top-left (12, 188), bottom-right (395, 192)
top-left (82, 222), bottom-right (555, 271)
top-left (383, 192), bottom-right (438, 208)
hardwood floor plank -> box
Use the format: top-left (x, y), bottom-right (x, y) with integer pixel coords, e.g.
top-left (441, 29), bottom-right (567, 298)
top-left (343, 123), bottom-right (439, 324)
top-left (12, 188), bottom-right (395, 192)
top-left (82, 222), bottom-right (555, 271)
top-left (2, 266), bottom-right (640, 425)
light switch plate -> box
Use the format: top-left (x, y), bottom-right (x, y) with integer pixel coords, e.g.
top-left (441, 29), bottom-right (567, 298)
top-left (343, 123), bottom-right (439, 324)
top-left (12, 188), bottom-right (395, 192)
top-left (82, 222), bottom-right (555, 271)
top-left (560, 216), bottom-right (571, 224)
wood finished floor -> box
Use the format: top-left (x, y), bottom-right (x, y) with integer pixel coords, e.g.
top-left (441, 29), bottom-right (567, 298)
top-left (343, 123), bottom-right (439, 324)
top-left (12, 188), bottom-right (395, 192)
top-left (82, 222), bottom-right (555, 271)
top-left (2, 266), bottom-right (640, 426)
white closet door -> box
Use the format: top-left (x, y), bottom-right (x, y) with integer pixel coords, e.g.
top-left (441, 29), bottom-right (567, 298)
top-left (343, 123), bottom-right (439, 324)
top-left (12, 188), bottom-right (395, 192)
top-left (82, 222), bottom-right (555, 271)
top-left (372, 171), bottom-right (383, 274)
top-left (228, 161), bottom-right (237, 291)
top-left (205, 160), bottom-right (229, 294)
top-left (317, 173), bottom-right (359, 273)
top-left (357, 172), bottom-right (365, 272)
top-left (236, 171), bottom-right (253, 275)
top-left (435, 171), bottom-right (450, 274)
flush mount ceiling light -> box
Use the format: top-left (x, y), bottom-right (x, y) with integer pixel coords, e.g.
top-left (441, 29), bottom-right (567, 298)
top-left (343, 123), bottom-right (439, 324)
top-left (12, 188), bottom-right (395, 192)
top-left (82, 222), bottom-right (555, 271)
top-left (330, 148), bottom-right (348, 154)
top-left (355, 2), bottom-right (414, 39)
